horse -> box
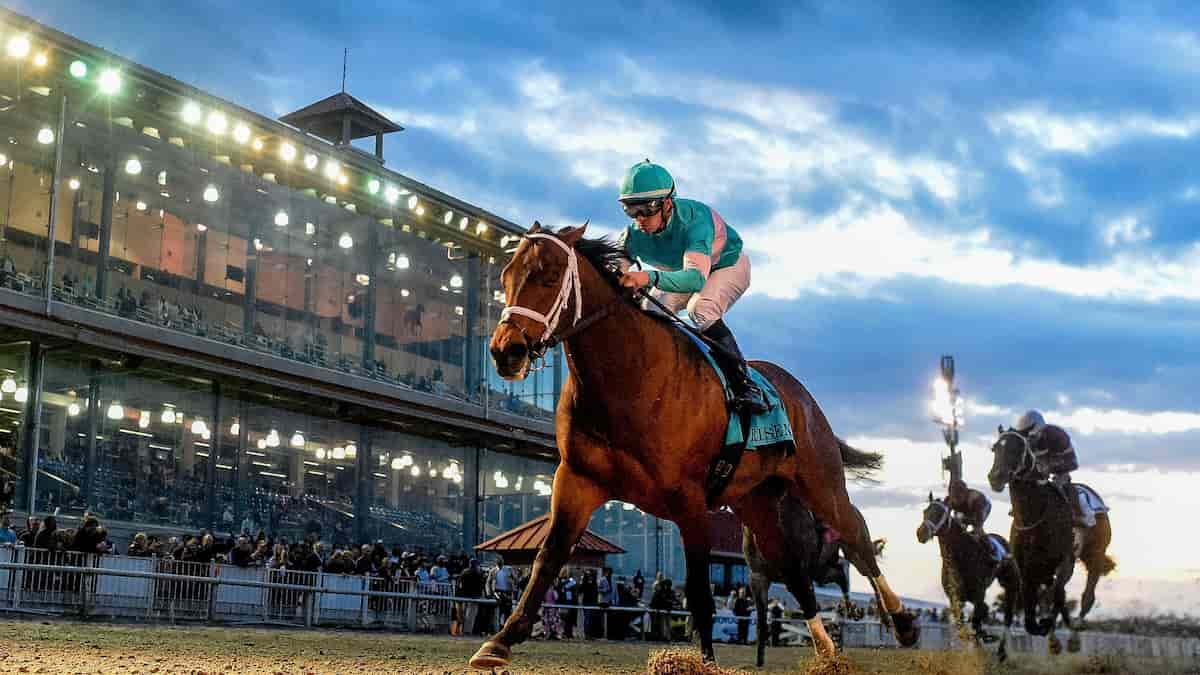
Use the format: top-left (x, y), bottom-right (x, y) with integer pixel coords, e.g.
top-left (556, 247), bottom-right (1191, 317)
top-left (470, 223), bottom-right (918, 670)
top-left (916, 494), bottom-right (1019, 660)
top-left (988, 428), bottom-right (1077, 653)
top-left (744, 496), bottom-right (866, 667)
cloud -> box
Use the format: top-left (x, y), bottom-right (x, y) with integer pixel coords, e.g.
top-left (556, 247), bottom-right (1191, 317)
top-left (989, 106), bottom-right (1200, 155)
top-left (1048, 406), bottom-right (1200, 435)
top-left (1101, 214), bottom-right (1152, 247)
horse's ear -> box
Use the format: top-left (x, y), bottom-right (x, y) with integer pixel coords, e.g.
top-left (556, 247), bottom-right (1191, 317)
top-left (997, 424), bottom-right (1004, 435)
top-left (528, 221), bottom-right (543, 234)
top-left (558, 221), bottom-right (588, 246)
top-left (928, 491), bottom-right (934, 503)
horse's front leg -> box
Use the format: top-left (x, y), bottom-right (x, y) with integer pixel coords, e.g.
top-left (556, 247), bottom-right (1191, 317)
top-left (678, 513), bottom-right (717, 662)
top-left (469, 466), bottom-right (604, 670)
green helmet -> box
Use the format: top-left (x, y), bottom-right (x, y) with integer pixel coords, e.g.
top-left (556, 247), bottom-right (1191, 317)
top-left (618, 161), bottom-right (675, 203)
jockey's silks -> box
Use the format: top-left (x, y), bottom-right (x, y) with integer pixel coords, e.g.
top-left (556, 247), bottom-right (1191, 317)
top-left (620, 198), bottom-right (744, 294)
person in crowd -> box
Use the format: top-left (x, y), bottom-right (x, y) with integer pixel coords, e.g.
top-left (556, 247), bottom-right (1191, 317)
top-left (542, 581), bottom-right (562, 640)
top-left (733, 586), bottom-right (753, 645)
top-left (33, 515), bottom-right (57, 550)
top-left (431, 555), bottom-right (451, 584)
top-left (558, 569), bottom-right (578, 639)
top-left (649, 574), bottom-right (676, 642)
top-left (228, 536), bottom-right (253, 567)
top-left (17, 516), bottom-right (39, 547)
top-left (354, 544), bottom-right (374, 575)
top-left (72, 515), bottom-right (108, 555)
top-left (0, 515), bottom-right (16, 545)
top-left (580, 569), bottom-right (601, 638)
top-left (457, 558), bottom-right (486, 636)
top-left (492, 556), bottom-right (515, 627)
top-left (768, 598), bottom-right (784, 647)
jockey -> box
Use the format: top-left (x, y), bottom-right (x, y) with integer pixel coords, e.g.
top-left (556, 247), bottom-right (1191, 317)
top-left (947, 478), bottom-right (992, 535)
top-left (615, 160), bottom-right (769, 415)
top-left (1014, 410), bottom-right (1095, 527)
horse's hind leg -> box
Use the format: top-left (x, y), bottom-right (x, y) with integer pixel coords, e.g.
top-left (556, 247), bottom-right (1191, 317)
top-left (747, 547), bottom-right (771, 666)
top-left (826, 498), bottom-right (919, 647)
top-left (735, 488), bottom-right (836, 657)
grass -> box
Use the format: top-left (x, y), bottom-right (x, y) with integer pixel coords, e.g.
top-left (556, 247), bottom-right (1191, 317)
top-left (0, 619), bottom-right (1192, 674)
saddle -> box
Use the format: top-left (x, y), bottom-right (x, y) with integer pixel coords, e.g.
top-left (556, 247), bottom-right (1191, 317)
top-left (671, 325), bottom-right (795, 505)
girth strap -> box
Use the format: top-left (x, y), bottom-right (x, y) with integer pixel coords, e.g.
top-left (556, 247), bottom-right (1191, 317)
top-left (704, 408), bottom-right (752, 507)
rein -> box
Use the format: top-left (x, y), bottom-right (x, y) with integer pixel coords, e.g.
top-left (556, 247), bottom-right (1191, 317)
top-left (922, 501), bottom-right (951, 536)
top-left (996, 431), bottom-right (1052, 532)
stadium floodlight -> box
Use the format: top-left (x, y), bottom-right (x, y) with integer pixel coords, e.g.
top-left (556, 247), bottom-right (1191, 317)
top-left (443, 210), bottom-right (454, 225)
top-left (232, 123), bottom-right (251, 144)
top-left (33, 52), bottom-right (47, 68)
top-left (316, 447), bottom-right (326, 460)
top-left (459, 216), bottom-right (469, 230)
top-left (395, 254), bottom-right (410, 270)
top-left (69, 60), bottom-right (87, 79)
top-left (390, 457), bottom-right (402, 470)
top-left (290, 432), bottom-right (305, 448)
top-left (384, 185), bottom-right (399, 204)
top-left (274, 210), bottom-right (289, 227)
top-left (67, 402), bottom-right (81, 417)
top-left (279, 142), bottom-right (296, 162)
top-left (160, 407), bottom-right (176, 424)
top-left (338, 232), bottom-right (353, 249)
top-left (450, 274), bottom-right (463, 289)
top-left (97, 68), bottom-right (121, 95)
top-left (407, 195), bottom-right (418, 211)
top-left (323, 159), bottom-right (340, 180)
top-left (124, 158), bottom-right (142, 175)
top-left (180, 101), bottom-right (202, 125)
top-left (14, 386), bottom-right (27, 403)
top-left (303, 153), bottom-right (318, 170)
top-left (203, 185), bottom-right (219, 203)
top-left (6, 35), bottom-right (30, 59)
top-left (106, 401), bottom-right (124, 420)
top-left (367, 178), bottom-right (380, 194)
top-left (205, 110), bottom-right (227, 135)
top-left (36, 127), bottom-right (54, 145)
top-left (410, 465), bottom-right (421, 477)
top-left (476, 221), bottom-right (489, 235)
top-left (332, 446), bottom-right (346, 460)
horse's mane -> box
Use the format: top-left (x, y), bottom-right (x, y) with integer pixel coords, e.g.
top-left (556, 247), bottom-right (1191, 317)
top-left (570, 233), bottom-right (628, 290)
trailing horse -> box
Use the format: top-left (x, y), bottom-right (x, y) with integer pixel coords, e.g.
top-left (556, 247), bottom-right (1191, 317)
top-left (470, 224), bottom-right (918, 669)
top-left (916, 494), bottom-right (1019, 660)
top-left (744, 495), bottom-right (865, 667)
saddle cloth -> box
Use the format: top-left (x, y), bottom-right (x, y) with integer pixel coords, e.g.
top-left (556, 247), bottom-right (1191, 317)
top-left (1075, 483), bottom-right (1110, 514)
top-left (678, 326), bottom-right (796, 454)
top-left (985, 534), bottom-right (1009, 562)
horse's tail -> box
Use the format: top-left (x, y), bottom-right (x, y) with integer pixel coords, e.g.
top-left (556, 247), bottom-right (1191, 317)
top-left (1082, 513), bottom-right (1117, 577)
top-left (838, 438), bottom-right (883, 481)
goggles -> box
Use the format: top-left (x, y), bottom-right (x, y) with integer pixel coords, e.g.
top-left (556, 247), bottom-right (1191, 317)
top-left (621, 200), bottom-right (663, 219)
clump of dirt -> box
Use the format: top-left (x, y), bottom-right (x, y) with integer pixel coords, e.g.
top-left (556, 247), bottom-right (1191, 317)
top-left (645, 648), bottom-right (744, 675)
top-left (915, 649), bottom-right (985, 675)
top-left (803, 652), bottom-right (853, 675)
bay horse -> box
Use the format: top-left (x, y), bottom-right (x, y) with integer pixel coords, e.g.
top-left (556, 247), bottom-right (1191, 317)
top-left (471, 223), bottom-right (918, 669)
top-left (916, 494), bottom-right (1019, 659)
top-left (744, 497), bottom-right (866, 667)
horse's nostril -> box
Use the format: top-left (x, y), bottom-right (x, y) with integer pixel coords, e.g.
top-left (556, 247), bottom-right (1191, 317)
top-left (506, 342), bottom-right (528, 358)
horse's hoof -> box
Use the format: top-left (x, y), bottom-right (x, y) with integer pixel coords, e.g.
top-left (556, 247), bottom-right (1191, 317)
top-left (997, 643), bottom-right (1008, 663)
top-left (1048, 634), bottom-right (1062, 655)
top-left (1067, 633), bottom-right (1081, 653)
top-left (889, 610), bottom-right (920, 648)
top-left (469, 641), bottom-right (512, 670)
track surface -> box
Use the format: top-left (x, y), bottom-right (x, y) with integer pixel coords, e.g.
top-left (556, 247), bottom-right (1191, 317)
top-left (0, 620), bottom-right (1191, 674)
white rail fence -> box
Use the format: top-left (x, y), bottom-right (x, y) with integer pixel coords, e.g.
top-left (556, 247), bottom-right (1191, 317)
top-left (0, 547), bottom-right (1197, 660)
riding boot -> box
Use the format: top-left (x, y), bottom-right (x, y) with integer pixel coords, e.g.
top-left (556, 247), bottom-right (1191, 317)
top-left (703, 320), bottom-right (770, 415)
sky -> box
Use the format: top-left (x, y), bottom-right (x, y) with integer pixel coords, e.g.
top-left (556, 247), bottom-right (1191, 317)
top-left (15, 0), bottom-right (1200, 617)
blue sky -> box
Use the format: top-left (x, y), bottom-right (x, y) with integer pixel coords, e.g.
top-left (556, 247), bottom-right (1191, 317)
top-left (17, 1), bottom-right (1200, 613)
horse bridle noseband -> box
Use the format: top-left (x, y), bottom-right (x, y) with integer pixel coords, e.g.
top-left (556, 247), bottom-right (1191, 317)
top-left (497, 232), bottom-right (624, 369)
top-left (921, 500), bottom-right (951, 536)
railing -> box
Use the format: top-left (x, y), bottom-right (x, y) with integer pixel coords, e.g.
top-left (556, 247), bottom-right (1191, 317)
top-left (0, 548), bottom-right (1197, 659)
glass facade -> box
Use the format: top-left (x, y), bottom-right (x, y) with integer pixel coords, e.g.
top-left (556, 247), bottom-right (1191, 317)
top-left (0, 15), bottom-right (696, 580)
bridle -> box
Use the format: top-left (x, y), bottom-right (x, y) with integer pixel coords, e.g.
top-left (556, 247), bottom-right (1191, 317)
top-left (497, 232), bottom-right (624, 369)
top-left (993, 430), bottom-right (1050, 532)
top-left (921, 500), bottom-right (951, 537)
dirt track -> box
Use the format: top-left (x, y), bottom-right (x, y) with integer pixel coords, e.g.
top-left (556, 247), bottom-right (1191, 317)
top-left (0, 619), bottom-right (1193, 674)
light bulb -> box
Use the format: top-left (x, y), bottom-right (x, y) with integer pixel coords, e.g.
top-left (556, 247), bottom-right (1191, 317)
top-left (230, 421), bottom-right (239, 435)
top-left (125, 158), bottom-right (142, 175)
top-left (279, 142), bottom-right (296, 162)
top-left (191, 418), bottom-right (205, 434)
top-left (138, 410), bottom-right (150, 429)
top-left (68, 177), bottom-right (81, 190)
top-left (266, 429), bottom-right (280, 447)
top-left (274, 211), bottom-right (289, 227)
top-left (450, 274), bottom-right (463, 288)
top-left (410, 465), bottom-right (420, 477)
top-left (367, 178), bottom-right (380, 194)
top-left (338, 233), bottom-right (353, 249)
top-left (14, 386), bottom-right (27, 403)
top-left (6, 35), bottom-right (31, 59)
top-left (290, 432), bottom-right (304, 448)
top-left (98, 68), bottom-right (121, 95)
top-left (106, 402), bottom-right (123, 420)
top-left (67, 402), bottom-right (81, 417)
top-left (391, 457), bottom-right (402, 470)
top-left (160, 407), bottom-right (176, 424)
top-left (1, 377), bottom-right (15, 394)
top-left (203, 185), bottom-right (219, 203)
top-left (323, 160), bottom-right (340, 180)
top-left (206, 110), bottom-right (227, 135)
top-left (345, 443), bottom-right (357, 458)
top-left (384, 185), bottom-right (399, 204)
top-left (69, 60), bottom-right (87, 79)
top-left (181, 101), bottom-right (202, 125)
top-left (257, 438), bottom-right (267, 450)
top-left (303, 153), bottom-right (318, 170)
top-left (37, 127), bottom-right (54, 145)
top-left (332, 446), bottom-right (345, 460)
top-left (232, 124), bottom-right (251, 144)
top-left (316, 448), bottom-right (326, 460)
